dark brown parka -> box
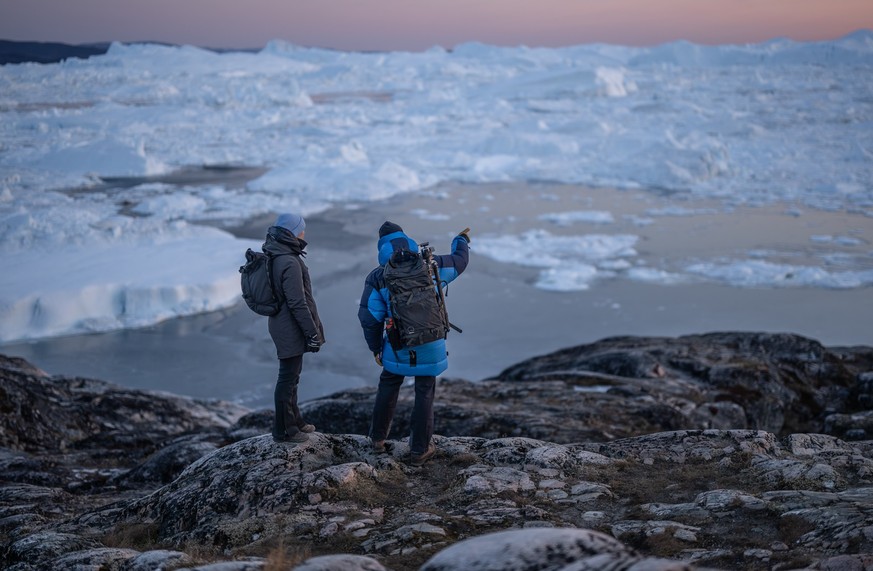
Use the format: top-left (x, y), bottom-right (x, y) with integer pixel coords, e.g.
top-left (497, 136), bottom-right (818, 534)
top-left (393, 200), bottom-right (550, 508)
top-left (263, 226), bottom-right (325, 358)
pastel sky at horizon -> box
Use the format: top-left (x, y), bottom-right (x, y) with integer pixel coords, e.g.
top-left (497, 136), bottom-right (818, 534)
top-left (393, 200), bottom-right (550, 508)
top-left (2, 0), bottom-right (873, 51)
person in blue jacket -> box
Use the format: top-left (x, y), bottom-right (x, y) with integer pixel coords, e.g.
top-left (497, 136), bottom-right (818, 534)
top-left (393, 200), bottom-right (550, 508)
top-left (358, 221), bottom-right (470, 466)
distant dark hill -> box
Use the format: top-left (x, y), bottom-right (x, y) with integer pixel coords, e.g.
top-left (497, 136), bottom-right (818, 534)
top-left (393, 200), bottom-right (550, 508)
top-left (0, 40), bottom-right (110, 65)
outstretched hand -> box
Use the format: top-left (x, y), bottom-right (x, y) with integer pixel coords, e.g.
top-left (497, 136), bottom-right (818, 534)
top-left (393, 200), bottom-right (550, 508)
top-left (458, 227), bottom-right (471, 244)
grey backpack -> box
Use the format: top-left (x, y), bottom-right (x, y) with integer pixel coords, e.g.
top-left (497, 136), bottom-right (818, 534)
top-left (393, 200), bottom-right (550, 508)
top-left (239, 249), bottom-right (288, 316)
top-left (383, 246), bottom-right (450, 348)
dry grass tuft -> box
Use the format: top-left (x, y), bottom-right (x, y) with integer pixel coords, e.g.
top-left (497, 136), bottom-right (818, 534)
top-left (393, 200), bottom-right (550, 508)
top-left (592, 457), bottom-right (762, 505)
top-left (263, 540), bottom-right (310, 571)
top-left (778, 514), bottom-right (817, 545)
top-left (448, 453), bottom-right (480, 467)
top-left (102, 522), bottom-right (161, 551)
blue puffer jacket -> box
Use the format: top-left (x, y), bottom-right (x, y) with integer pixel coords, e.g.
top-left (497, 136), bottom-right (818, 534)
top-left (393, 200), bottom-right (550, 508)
top-left (358, 230), bottom-right (469, 377)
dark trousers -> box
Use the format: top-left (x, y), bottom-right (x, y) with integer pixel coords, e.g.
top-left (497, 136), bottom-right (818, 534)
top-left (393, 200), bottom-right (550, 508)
top-left (369, 369), bottom-right (436, 455)
top-left (273, 355), bottom-right (304, 440)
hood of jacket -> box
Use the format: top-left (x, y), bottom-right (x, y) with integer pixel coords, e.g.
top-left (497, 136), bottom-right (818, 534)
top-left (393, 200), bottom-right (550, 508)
top-left (377, 231), bottom-right (418, 266)
top-left (263, 225), bottom-right (307, 256)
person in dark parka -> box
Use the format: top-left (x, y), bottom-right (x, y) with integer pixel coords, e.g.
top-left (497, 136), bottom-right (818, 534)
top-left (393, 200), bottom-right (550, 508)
top-left (358, 221), bottom-right (470, 465)
top-left (264, 213), bottom-right (325, 444)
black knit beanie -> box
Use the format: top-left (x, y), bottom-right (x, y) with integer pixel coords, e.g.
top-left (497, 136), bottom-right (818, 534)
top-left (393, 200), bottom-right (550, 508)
top-left (378, 221), bottom-right (403, 238)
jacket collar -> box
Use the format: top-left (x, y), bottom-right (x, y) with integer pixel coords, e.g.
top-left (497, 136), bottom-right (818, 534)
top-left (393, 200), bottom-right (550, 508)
top-left (265, 226), bottom-right (306, 256)
top-left (377, 231), bottom-right (418, 265)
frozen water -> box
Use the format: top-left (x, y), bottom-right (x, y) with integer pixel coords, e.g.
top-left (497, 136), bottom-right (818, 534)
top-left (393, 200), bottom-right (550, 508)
top-left (2, 32), bottom-right (873, 342)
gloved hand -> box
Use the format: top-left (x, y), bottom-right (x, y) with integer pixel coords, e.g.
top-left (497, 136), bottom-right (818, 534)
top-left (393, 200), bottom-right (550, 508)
top-left (306, 335), bottom-right (322, 353)
top-left (374, 352), bottom-right (383, 367)
top-left (457, 227), bottom-right (471, 244)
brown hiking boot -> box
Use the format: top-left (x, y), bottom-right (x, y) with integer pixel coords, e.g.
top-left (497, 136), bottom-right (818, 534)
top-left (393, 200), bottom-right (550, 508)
top-left (371, 439), bottom-right (386, 454)
top-left (407, 442), bottom-right (436, 466)
top-left (298, 423), bottom-right (316, 433)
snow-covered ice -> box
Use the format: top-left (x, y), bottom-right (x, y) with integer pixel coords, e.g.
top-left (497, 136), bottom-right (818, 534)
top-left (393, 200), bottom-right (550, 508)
top-left (2, 32), bottom-right (873, 342)
top-left (539, 210), bottom-right (615, 225)
top-left (686, 259), bottom-right (873, 289)
top-left (476, 230), bottom-right (638, 291)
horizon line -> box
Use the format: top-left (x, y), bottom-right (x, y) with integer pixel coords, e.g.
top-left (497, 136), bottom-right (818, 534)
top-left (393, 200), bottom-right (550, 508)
top-left (2, 27), bottom-right (872, 54)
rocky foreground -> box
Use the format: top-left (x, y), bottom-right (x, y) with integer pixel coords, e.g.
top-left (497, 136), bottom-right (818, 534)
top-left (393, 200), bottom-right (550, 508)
top-left (2, 332), bottom-right (873, 570)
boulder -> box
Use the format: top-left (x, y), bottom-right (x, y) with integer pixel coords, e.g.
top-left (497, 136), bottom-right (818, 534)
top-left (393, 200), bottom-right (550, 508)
top-left (0, 354), bottom-right (247, 455)
top-left (419, 527), bottom-right (692, 571)
top-left (496, 332), bottom-right (863, 436)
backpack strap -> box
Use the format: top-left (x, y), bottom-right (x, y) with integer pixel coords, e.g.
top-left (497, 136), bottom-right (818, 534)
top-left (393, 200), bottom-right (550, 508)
top-left (265, 252), bottom-right (292, 305)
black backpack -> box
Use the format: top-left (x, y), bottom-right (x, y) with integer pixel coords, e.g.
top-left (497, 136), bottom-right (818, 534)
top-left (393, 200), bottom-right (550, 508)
top-left (383, 245), bottom-right (450, 349)
top-left (239, 249), bottom-right (287, 316)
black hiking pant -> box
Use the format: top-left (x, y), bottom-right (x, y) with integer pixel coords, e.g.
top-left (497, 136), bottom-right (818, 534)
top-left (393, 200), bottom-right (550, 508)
top-left (369, 369), bottom-right (435, 455)
top-left (273, 355), bottom-right (306, 441)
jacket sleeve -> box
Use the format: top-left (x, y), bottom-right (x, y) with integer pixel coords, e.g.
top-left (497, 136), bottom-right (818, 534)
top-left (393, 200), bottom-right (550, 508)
top-left (358, 269), bottom-right (386, 354)
top-left (281, 258), bottom-right (319, 339)
top-left (434, 235), bottom-right (470, 284)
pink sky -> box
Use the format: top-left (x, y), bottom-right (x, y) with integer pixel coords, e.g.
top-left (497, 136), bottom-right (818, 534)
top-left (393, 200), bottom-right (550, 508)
top-left (1, 0), bottom-right (872, 50)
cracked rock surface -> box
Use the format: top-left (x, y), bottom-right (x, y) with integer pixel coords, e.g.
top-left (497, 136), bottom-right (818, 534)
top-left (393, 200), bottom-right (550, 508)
top-left (2, 331), bottom-right (873, 570)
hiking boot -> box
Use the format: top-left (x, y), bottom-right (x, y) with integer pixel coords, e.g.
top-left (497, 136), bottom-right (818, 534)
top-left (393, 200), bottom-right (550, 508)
top-left (298, 423), bottom-right (316, 433)
top-left (407, 443), bottom-right (436, 467)
top-left (371, 439), bottom-right (386, 454)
